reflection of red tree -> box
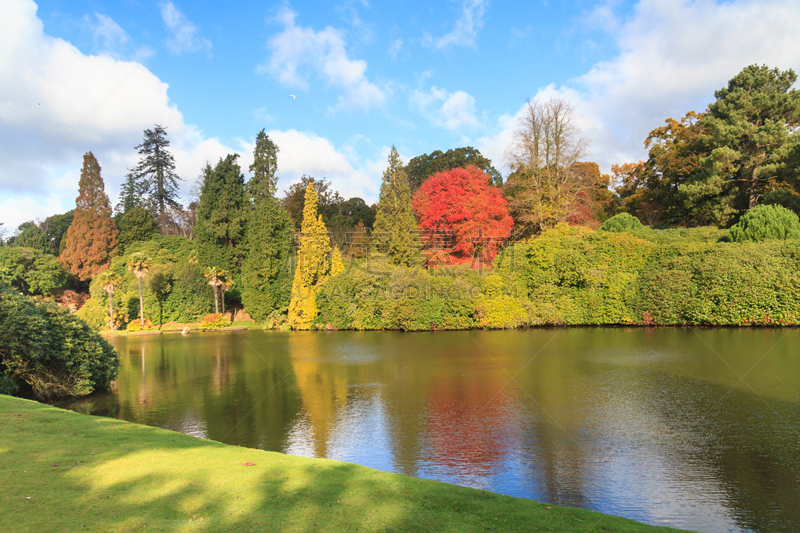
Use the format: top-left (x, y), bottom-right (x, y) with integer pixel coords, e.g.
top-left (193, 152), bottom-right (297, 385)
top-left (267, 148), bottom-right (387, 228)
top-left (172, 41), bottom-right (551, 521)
top-left (424, 368), bottom-right (521, 476)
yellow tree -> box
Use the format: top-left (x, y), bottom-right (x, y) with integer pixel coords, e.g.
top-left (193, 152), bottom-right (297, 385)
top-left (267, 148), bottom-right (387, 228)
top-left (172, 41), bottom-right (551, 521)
top-left (288, 182), bottom-right (331, 329)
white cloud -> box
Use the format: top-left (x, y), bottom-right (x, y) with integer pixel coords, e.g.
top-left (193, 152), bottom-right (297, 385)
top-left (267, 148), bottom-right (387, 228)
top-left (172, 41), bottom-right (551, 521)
top-left (0, 0), bottom-right (233, 229)
top-left (479, 0), bottom-right (800, 176)
top-left (259, 6), bottom-right (388, 112)
top-left (90, 13), bottom-right (128, 53)
top-left (158, 0), bottom-right (212, 56)
top-left (411, 86), bottom-right (479, 131)
top-left (387, 39), bottom-right (403, 61)
top-left (426, 0), bottom-right (489, 49)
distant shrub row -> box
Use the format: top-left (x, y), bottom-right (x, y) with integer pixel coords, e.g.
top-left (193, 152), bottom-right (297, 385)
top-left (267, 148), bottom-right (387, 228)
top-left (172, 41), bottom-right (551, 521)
top-left (314, 222), bottom-right (800, 329)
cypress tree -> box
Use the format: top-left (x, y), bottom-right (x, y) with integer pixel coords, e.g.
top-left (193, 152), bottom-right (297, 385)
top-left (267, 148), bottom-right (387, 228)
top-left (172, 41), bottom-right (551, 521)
top-left (248, 129), bottom-right (279, 200)
top-left (241, 196), bottom-right (292, 321)
top-left (373, 146), bottom-right (417, 266)
top-left (195, 156), bottom-right (247, 285)
top-left (60, 152), bottom-right (119, 281)
top-left (288, 183), bottom-right (331, 329)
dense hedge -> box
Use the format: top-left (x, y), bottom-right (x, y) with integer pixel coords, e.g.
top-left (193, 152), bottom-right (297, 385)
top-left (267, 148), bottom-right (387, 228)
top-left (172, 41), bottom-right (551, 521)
top-left (0, 284), bottom-right (119, 399)
top-left (315, 223), bottom-right (800, 329)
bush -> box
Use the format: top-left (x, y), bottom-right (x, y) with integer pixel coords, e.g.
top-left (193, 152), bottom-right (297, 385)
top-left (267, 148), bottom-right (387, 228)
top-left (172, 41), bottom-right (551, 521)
top-left (200, 313), bottom-right (232, 330)
top-left (0, 284), bottom-right (119, 399)
top-left (126, 318), bottom-right (155, 332)
top-left (729, 204), bottom-right (800, 242)
top-left (600, 212), bottom-right (644, 233)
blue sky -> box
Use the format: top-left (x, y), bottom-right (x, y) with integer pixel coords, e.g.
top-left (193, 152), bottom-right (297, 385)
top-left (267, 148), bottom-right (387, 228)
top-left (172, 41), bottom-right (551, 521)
top-left (1, 0), bottom-right (800, 232)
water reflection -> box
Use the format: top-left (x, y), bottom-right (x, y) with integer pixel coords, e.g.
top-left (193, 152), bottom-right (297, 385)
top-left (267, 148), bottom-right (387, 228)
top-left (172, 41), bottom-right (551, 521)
top-left (56, 328), bottom-right (800, 533)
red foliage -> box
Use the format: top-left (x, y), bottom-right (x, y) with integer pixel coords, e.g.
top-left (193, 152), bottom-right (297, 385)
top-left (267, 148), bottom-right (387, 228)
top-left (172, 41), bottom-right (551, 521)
top-left (412, 166), bottom-right (513, 265)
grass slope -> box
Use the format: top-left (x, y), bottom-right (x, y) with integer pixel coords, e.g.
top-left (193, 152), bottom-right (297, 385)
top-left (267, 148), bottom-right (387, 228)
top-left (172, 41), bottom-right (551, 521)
top-left (0, 395), bottom-right (692, 533)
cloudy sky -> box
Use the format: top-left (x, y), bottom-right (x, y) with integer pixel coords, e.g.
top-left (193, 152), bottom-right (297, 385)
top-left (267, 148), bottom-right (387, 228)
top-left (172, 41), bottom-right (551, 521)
top-left (1, 0), bottom-right (799, 232)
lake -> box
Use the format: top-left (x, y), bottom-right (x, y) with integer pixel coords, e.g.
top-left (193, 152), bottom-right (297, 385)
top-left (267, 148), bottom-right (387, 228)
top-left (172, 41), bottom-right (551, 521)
top-left (58, 328), bottom-right (800, 533)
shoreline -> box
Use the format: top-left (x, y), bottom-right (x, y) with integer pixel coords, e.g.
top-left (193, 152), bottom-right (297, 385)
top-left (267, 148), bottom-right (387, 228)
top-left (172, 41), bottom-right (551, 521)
top-left (0, 394), bottom-right (690, 532)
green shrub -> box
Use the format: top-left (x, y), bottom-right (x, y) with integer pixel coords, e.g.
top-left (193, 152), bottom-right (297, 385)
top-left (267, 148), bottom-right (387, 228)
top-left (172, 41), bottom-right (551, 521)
top-left (729, 204), bottom-right (800, 242)
top-left (200, 313), bottom-right (232, 330)
top-left (600, 212), bottom-right (644, 233)
top-left (0, 284), bottom-right (119, 399)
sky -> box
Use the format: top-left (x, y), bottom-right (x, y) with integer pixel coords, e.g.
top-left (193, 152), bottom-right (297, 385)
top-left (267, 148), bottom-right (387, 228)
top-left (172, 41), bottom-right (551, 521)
top-left (1, 0), bottom-right (800, 233)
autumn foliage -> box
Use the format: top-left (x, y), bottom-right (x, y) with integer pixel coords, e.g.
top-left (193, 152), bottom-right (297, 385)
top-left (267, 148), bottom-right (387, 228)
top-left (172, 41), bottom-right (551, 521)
top-left (413, 166), bottom-right (513, 265)
top-left (59, 152), bottom-right (119, 281)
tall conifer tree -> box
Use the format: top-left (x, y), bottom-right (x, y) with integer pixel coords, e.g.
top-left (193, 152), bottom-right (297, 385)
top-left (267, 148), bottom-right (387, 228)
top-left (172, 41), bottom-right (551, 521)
top-left (288, 183), bottom-right (331, 329)
top-left (60, 152), bottom-right (119, 281)
top-left (373, 146), bottom-right (417, 266)
top-left (248, 129), bottom-right (280, 199)
top-left (195, 156), bottom-right (247, 283)
top-left (241, 132), bottom-right (292, 320)
top-left (131, 125), bottom-right (182, 228)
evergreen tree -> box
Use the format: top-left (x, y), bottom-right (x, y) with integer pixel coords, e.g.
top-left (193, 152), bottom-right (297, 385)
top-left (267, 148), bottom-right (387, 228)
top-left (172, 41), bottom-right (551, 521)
top-left (242, 131), bottom-right (292, 320)
top-left (288, 182), bottom-right (331, 329)
top-left (60, 152), bottom-right (119, 281)
top-left (696, 65), bottom-right (800, 219)
top-left (14, 222), bottom-right (49, 253)
top-left (115, 172), bottom-right (148, 216)
top-left (248, 129), bottom-right (279, 200)
top-left (195, 156), bottom-right (247, 289)
top-left (241, 197), bottom-right (292, 321)
top-left (373, 146), bottom-right (417, 266)
top-left (330, 247), bottom-right (344, 277)
top-left (117, 207), bottom-right (159, 254)
top-left (40, 210), bottom-right (74, 255)
top-left (131, 125), bottom-right (182, 228)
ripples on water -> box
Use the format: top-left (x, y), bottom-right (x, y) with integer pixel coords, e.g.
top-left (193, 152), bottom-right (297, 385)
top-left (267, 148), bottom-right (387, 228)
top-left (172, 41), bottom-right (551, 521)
top-left (58, 328), bottom-right (800, 533)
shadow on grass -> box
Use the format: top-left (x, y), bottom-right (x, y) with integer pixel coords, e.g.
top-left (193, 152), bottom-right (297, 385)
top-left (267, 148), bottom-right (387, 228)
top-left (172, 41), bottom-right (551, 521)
top-left (0, 395), bottom-right (687, 533)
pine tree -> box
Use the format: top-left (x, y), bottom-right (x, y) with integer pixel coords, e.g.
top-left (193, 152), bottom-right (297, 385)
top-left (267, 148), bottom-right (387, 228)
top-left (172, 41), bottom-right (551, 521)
top-left (60, 152), bottom-right (119, 281)
top-left (373, 146), bottom-right (417, 266)
top-left (131, 125), bottom-right (182, 228)
top-left (248, 129), bottom-right (280, 200)
top-left (195, 156), bottom-right (247, 285)
top-left (288, 183), bottom-right (331, 329)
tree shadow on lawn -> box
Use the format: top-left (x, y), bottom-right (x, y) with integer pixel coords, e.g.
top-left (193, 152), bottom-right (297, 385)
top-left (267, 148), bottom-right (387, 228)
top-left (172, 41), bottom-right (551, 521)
top-left (0, 396), bottom-right (683, 532)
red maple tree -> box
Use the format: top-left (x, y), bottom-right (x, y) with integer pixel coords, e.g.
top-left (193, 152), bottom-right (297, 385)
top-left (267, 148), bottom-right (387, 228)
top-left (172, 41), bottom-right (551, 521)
top-left (412, 166), bottom-right (513, 265)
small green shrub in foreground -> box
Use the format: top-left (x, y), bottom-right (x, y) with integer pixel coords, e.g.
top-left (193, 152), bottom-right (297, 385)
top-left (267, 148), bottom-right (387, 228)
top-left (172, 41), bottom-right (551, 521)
top-left (729, 204), bottom-right (800, 242)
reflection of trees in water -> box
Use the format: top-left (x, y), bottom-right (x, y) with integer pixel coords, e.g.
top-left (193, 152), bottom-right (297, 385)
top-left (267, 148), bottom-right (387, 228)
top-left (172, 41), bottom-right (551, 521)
top-left (423, 365), bottom-right (522, 478)
top-left (289, 333), bottom-right (351, 457)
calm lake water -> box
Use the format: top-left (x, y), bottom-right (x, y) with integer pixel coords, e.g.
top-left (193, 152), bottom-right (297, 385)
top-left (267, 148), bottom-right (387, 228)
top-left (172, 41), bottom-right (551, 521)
top-left (59, 328), bottom-right (800, 532)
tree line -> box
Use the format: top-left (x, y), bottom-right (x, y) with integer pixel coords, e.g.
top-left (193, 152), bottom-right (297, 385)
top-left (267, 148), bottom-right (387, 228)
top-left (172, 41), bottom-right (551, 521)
top-left (1, 64), bottom-right (799, 334)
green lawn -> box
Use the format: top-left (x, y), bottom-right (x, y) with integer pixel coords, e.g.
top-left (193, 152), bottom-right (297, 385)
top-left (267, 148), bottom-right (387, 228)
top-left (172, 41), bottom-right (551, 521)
top-left (0, 395), bottom-right (692, 532)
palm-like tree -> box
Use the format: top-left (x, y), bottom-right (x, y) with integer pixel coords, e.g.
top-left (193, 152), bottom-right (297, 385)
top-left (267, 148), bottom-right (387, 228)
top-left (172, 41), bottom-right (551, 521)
top-left (204, 266), bottom-right (228, 314)
top-left (128, 252), bottom-right (150, 327)
top-left (98, 269), bottom-right (121, 331)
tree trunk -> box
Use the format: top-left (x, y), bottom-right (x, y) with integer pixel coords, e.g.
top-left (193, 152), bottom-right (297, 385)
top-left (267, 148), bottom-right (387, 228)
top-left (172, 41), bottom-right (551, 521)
top-left (221, 289), bottom-right (225, 315)
top-left (213, 285), bottom-right (219, 314)
top-left (749, 167), bottom-right (760, 208)
top-left (138, 277), bottom-right (144, 327)
top-left (108, 291), bottom-right (114, 332)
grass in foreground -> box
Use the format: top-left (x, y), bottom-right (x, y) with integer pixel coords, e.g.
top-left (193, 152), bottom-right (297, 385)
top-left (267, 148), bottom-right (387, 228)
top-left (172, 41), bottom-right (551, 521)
top-left (0, 395), bottom-right (692, 533)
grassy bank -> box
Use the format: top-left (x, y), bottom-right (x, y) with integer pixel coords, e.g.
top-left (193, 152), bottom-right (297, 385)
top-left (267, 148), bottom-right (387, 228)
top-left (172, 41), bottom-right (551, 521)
top-left (0, 395), bottom-right (689, 532)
